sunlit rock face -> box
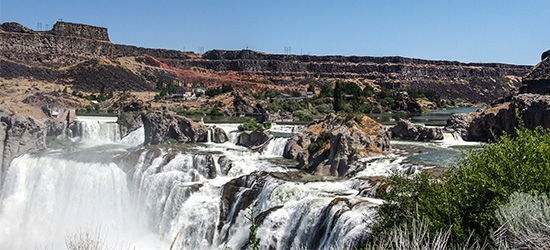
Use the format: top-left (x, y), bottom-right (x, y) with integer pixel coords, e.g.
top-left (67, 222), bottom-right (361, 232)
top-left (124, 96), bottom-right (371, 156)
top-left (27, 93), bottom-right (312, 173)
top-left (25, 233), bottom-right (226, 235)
top-left (0, 111), bottom-right (46, 182)
top-left (391, 118), bottom-right (443, 141)
top-left (141, 111), bottom-right (210, 145)
top-left (284, 114), bottom-right (391, 177)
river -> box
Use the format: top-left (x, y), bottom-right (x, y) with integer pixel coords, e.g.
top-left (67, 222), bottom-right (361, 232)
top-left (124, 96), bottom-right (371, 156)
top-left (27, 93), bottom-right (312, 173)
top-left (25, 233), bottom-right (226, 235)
top-left (0, 109), bottom-right (479, 249)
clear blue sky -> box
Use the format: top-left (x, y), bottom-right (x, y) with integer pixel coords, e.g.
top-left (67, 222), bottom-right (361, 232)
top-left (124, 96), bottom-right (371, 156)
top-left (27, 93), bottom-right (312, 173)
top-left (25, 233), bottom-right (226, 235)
top-left (1, 0), bottom-right (549, 65)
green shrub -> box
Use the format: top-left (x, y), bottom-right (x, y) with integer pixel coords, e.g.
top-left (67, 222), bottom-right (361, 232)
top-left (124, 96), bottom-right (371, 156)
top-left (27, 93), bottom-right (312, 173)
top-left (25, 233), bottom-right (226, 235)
top-left (371, 124), bottom-right (550, 245)
top-left (238, 118), bottom-right (259, 131)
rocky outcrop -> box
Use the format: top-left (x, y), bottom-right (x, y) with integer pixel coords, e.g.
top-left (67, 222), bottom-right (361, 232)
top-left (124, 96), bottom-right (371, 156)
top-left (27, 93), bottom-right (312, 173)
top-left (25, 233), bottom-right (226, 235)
top-left (236, 129), bottom-right (272, 149)
top-left (283, 114), bottom-right (390, 177)
top-left (542, 49), bottom-right (550, 61)
top-left (445, 113), bottom-right (474, 139)
top-left (219, 171), bottom-right (271, 237)
top-left (0, 111), bottom-right (47, 182)
top-left (51, 21), bottom-right (109, 41)
top-left (521, 54), bottom-right (550, 95)
top-left (393, 94), bottom-right (422, 113)
top-left (141, 111), bottom-right (210, 145)
top-left (232, 92), bottom-right (268, 120)
top-left (391, 119), bottom-right (443, 141)
top-left (0, 21), bottom-right (189, 68)
top-left (211, 126), bottom-right (229, 143)
top-left (117, 112), bottom-right (143, 139)
top-left (217, 156), bottom-right (233, 176)
top-left (446, 94), bottom-right (550, 141)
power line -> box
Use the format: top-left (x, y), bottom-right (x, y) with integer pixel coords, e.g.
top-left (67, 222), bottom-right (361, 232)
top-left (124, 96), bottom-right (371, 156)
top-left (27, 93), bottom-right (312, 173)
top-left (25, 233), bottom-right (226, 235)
top-left (284, 46), bottom-right (291, 55)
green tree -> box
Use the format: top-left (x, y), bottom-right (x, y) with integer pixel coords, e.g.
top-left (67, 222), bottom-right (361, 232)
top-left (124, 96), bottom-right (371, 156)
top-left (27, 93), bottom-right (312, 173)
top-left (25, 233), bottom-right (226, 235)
top-left (238, 118), bottom-right (260, 131)
top-left (307, 84), bottom-right (315, 94)
top-left (333, 82), bottom-right (344, 112)
top-left (319, 83), bottom-right (333, 98)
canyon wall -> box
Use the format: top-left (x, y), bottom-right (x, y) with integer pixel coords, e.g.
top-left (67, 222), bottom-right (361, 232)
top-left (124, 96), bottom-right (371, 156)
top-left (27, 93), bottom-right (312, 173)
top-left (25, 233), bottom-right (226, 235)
top-left (0, 21), bottom-right (188, 67)
top-left (0, 21), bottom-right (534, 102)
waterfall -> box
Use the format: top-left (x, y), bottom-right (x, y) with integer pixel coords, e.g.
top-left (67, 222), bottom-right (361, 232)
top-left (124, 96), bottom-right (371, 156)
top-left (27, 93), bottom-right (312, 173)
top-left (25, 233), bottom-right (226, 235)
top-left (261, 137), bottom-right (288, 157)
top-left (119, 125), bottom-right (145, 148)
top-left (441, 131), bottom-right (480, 147)
top-left (69, 116), bottom-right (121, 144)
top-left (0, 118), bottom-right (434, 249)
top-left (0, 150), bottom-right (163, 249)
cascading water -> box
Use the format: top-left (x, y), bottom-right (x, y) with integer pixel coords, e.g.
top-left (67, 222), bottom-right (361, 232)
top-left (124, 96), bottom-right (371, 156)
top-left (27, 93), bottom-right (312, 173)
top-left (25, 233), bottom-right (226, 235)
top-left (0, 116), bottom-right (478, 249)
top-left (261, 137), bottom-right (288, 157)
top-left (0, 117), bottom-right (162, 249)
top-left (69, 116), bottom-right (121, 144)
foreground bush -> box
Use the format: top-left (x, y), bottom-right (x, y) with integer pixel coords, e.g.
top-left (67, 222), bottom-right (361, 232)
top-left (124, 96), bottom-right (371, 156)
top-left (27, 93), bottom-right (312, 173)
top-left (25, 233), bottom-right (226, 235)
top-left (495, 192), bottom-right (550, 249)
top-left (371, 125), bottom-right (550, 245)
top-left (365, 219), bottom-right (488, 250)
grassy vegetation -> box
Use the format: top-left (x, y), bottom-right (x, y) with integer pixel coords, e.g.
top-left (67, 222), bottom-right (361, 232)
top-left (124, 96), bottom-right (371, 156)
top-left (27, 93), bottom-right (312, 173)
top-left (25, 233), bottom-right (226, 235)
top-left (370, 122), bottom-right (550, 247)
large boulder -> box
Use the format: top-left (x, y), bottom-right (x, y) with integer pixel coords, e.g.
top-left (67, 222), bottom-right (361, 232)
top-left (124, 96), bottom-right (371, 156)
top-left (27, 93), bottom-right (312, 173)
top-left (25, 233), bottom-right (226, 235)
top-left (0, 111), bottom-right (47, 182)
top-left (141, 111), bottom-right (209, 145)
top-left (445, 113), bottom-right (473, 139)
top-left (283, 114), bottom-right (390, 177)
top-left (211, 126), bottom-right (229, 143)
top-left (391, 119), bottom-right (443, 141)
top-left (236, 129), bottom-right (272, 149)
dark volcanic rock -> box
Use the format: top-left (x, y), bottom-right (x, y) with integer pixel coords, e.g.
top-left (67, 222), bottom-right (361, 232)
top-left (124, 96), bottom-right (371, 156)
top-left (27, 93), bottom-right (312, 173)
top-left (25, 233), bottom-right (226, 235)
top-left (445, 113), bottom-right (474, 139)
top-left (211, 126), bottom-right (229, 143)
top-left (51, 21), bottom-right (110, 41)
top-left (393, 93), bottom-right (422, 113)
top-left (511, 94), bottom-right (550, 129)
top-left (391, 119), bottom-right (443, 141)
top-left (232, 92), bottom-right (268, 120)
top-left (117, 112), bottom-right (143, 139)
top-left (141, 111), bottom-right (208, 145)
top-left (284, 114), bottom-right (390, 177)
top-left (0, 111), bottom-right (47, 182)
top-left (217, 156), bottom-right (233, 176)
top-left (236, 129), bottom-right (272, 149)
top-left (521, 55), bottom-right (550, 95)
top-left (542, 49), bottom-right (550, 61)
top-left (445, 94), bottom-right (550, 141)
top-left (218, 171), bottom-right (274, 241)
top-left (1, 22), bottom-right (32, 33)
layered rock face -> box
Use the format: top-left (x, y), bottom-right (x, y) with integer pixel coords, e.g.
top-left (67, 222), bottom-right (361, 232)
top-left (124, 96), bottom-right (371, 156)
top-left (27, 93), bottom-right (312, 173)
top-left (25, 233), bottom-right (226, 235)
top-left (0, 21), bottom-right (188, 68)
top-left (141, 111), bottom-right (213, 145)
top-left (51, 21), bottom-right (109, 41)
top-left (0, 111), bottom-right (47, 181)
top-left (0, 21), bottom-right (532, 104)
top-left (177, 50), bottom-right (531, 103)
top-left (283, 114), bottom-right (390, 177)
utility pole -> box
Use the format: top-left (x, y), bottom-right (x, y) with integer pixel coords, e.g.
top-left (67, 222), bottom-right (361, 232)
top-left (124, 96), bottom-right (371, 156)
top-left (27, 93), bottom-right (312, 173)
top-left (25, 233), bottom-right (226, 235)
top-left (284, 46), bottom-right (291, 55)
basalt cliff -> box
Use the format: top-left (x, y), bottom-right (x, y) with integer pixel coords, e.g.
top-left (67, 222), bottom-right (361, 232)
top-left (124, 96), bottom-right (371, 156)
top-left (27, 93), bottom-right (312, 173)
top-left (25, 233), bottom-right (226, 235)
top-left (446, 49), bottom-right (550, 141)
top-left (0, 21), bottom-right (531, 106)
